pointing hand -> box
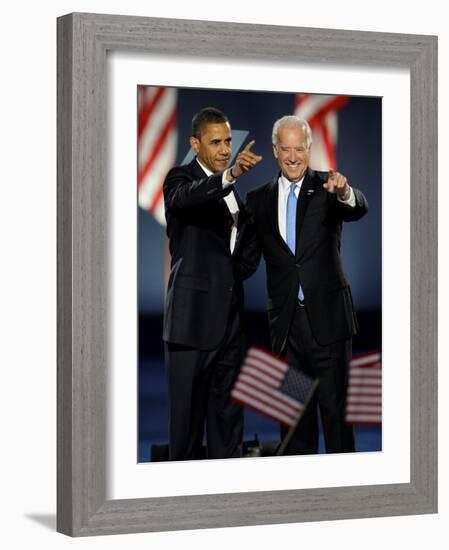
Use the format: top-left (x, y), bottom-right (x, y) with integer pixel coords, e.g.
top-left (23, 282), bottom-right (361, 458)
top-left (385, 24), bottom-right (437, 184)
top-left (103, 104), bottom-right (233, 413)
top-left (230, 140), bottom-right (263, 178)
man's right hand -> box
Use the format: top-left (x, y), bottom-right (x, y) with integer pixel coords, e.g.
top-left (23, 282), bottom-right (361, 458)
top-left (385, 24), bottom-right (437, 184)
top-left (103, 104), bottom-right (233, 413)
top-left (229, 140), bottom-right (263, 179)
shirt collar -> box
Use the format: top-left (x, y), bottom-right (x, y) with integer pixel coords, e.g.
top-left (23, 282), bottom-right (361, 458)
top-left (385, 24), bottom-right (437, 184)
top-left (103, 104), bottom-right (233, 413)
top-left (279, 173), bottom-right (305, 194)
top-left (196, 158), bottom-right (214, 177)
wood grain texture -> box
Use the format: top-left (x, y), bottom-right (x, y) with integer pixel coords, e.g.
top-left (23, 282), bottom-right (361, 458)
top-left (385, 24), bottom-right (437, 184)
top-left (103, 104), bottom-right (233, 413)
top-left (57, 12), bottom-right (438, 536)
top-left (409, 33), bottom-right (438, 508)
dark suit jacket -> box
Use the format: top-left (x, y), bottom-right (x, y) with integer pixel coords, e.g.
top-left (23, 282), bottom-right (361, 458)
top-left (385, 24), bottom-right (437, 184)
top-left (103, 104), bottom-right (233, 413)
top-left (242, 168), bottom-right (368, 354)
top-left (162, 159), bottom-right (249, 350)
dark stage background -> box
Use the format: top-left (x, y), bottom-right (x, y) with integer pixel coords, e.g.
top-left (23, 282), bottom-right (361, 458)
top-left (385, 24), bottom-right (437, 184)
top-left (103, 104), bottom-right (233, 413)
top-left (138, 88), bottom-right (382, 462)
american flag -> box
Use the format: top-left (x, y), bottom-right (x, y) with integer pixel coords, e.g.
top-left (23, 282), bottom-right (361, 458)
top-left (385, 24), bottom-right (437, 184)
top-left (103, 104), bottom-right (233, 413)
top-left (138, 86), bottom-right (178, 225)
top-left (294, 94), bottom-right (349, 171)
top-left (345, 352), bottom-right (382, 424)
top-left (231, 347), bottom-right (317, 427)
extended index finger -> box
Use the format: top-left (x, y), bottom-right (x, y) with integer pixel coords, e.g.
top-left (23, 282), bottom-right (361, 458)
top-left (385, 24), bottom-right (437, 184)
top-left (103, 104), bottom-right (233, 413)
top-left (243, 140), bottom-right (256, 152)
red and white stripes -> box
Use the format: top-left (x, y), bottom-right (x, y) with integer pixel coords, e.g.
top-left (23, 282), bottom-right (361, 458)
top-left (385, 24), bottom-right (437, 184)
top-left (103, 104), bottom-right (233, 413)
top-left (345, 352), bottom-right (382, 424)
top-left (138, 86), bottom-right (178, 225)
top-left (231, 347), bottom-right (304, 427)
top-left (294, 94), bottom-right (349, 171)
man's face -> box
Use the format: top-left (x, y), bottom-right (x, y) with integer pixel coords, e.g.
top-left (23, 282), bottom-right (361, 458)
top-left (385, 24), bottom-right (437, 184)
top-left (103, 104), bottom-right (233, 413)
top-left (190, 122), bottom-right (232, 173)
top-left (273, 126), bottom-right (310, 182)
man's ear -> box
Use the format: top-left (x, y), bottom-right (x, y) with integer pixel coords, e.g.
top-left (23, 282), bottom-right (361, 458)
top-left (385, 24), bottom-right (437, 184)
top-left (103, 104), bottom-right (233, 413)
top-left (190, 135), bottom-right (200, 153)
top-left (272, 144), bottom-right (278, 159)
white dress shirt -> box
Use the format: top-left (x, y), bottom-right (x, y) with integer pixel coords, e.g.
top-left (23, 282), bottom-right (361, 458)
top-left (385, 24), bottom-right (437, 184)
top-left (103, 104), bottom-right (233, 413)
top-left (196, 159), bottom-right (239, 253)
top-left (277, 173), bottom-right (356, 243)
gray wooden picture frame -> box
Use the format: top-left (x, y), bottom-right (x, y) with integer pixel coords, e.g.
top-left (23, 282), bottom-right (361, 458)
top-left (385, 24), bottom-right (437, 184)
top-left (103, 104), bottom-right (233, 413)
top-left (57, 12), bottom-right (437, 537)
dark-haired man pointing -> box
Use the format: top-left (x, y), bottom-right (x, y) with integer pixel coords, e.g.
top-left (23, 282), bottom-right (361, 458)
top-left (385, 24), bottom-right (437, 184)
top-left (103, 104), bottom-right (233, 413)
top-left (163, 107), bottom-right (262, 460)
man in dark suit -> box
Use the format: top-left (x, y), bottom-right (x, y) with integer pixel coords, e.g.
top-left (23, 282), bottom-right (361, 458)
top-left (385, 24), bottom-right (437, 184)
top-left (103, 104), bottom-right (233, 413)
top-left (163, 107), bottom-right (262, 461)
top-left (241, 115), bottom-right (368, 455)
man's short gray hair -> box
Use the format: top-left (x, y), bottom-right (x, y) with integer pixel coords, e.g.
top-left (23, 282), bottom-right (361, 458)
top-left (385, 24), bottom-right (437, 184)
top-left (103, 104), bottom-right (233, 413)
top-left (272, 115), bottom-right (313, 148)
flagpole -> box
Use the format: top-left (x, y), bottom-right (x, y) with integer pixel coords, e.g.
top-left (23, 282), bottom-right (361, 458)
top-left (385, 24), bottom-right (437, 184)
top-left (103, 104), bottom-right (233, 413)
top-left (276, 379), bottom-right (319, 456)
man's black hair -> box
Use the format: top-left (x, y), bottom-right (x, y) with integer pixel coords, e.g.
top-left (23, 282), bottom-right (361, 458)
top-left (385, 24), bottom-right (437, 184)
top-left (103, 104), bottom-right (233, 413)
top-left (191, 107), bottom-right (229, 139)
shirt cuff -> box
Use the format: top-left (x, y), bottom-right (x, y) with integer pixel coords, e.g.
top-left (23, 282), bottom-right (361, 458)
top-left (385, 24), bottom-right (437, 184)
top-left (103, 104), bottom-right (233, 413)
top-left (222, 169), bottom-right (235, 189)
top-left (337, 186), bottom-right (356, 207)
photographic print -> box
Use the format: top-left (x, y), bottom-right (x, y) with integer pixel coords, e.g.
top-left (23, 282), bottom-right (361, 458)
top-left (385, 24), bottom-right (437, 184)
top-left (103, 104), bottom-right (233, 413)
top-left (137, 85), bottom-right (382, 463)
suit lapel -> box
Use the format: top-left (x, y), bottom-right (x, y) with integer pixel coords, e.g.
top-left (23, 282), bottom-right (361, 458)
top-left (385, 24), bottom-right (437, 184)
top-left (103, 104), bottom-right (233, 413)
top-left (268, 170), bottom-right (317, 258)
top-left (232, 186), bottom-right (244, 216)
top-left (268, 175), bottom-right (293, 256)
top-left (194, 156), bottom-right (235, 217)
top-left (231, 187), bottom-right (246, 255)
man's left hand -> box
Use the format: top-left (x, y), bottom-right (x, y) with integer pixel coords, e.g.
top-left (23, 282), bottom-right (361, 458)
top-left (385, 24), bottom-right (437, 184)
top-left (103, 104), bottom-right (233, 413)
top-left (323, 170), bottom-right (350, 197)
